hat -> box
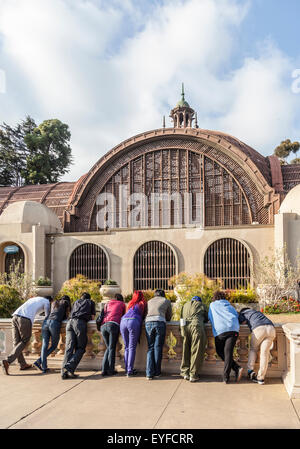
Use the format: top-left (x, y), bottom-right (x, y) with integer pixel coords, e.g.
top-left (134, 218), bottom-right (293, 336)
top-left (191, 296), bottom-right (202, 302)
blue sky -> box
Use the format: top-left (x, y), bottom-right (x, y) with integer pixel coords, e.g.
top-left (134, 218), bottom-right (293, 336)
top-left (0, 0), bottom-right (299, 181)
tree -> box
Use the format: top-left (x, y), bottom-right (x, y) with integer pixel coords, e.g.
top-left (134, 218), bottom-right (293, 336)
top-left (23, 119), bottom-right (73, 184)
top-left (0, 117), bottom-right (73, 186)
top-left (0, 116), bottom-right (36, 186)
top-left (274, 139), bottom-right (300, 164)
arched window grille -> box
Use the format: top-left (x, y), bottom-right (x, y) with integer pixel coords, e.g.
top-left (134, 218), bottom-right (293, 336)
top-left (133, 241), bottom-right (176, 291)
top-left (204, 238), bottom-right (251, 289)
top-left (4, 244), bottom-right (25, 274)
top-left (69, 243), bottom-right (108, 283)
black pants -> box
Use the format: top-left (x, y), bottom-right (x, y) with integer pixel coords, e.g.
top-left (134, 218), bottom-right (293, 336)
top-left (101, 322), bottom-right (120, 374)
top-left (62, 318), bottom-right (87, 374)
top-left (215, 331), bottom-right (240, 381)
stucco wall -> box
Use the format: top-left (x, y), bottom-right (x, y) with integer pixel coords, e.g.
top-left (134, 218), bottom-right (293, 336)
top-left (51, 225), bottom-right (274, 295)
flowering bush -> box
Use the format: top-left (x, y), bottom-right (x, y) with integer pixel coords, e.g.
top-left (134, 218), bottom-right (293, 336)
top-left (225, 286), bottom-right (258, 304)
top-left (169, 272), bottom-right (222, 320)
top-left (123, 290), bottom-right (177, 303)
top-left (55, 274), bottom-right (102, 303)
top-left (262, 297), bottom-right (300, 314)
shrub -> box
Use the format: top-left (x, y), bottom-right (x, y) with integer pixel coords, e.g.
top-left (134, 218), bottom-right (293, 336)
top-left (104, 279), bottom-right (118, 285)
top-left (36, 276), bottom-right (51, 286)
top-left (0, 260), bottom-right (35, 301)
top-left (168, 272), bottom-right (222, 320)
top-left (56, 274), bottom-right (103, 303)
top-left (226, 286), bottom-right (258, 304)
top-left (165, 291), bottom-right (178, 302)
top-left (0, 285), bottom-right (23, 318)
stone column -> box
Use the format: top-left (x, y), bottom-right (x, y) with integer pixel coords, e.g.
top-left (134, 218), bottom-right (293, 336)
top-left (282, 323), bottom-right (300, 398)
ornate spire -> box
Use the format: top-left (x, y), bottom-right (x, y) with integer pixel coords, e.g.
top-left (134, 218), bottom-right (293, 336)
top-left (169, 84), bottom-right (196, 128)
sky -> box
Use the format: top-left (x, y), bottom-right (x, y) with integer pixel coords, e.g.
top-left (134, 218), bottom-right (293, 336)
top-left (0, 0), bottom-right (299, 182)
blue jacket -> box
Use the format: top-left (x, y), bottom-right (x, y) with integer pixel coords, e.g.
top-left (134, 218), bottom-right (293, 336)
top-left (208, 300), bottom-right (240, 337)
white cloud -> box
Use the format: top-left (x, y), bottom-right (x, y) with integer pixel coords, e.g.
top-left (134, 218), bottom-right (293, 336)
top-left (0, 0), bottom-right (299, 181)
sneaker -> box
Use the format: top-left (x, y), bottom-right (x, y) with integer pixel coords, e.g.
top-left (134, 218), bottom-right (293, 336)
top-left (1, 359), bottom-right (9, 375)
top-left (61, 371), bottom-right (69, 380)
top-left (42, 368), bottom-right (50, 374)
top-left (67, 371), bottom-right (79, 379)
top-left (33, 361), bottom-right (43, 372)
top-left (127, 369), bottom-right (138, 377)
top-left (252, 374), bottom-right (264, 385)
top-left (248, 370), bottom-right (256, 380)
top-left (154, 373), bottom-right (162, 378)
top-left (223, 378), bottom-right (229, 384)
top-left (189, 377), bottom-right (198, 383)
top-left (183, 375), bottom-right (189, 380)
top-left (146, 376), bottom-right (153, 380)
top-left (235, 366), bottom-right (243, 382)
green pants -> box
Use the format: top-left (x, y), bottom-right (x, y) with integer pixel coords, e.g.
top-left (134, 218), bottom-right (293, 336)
top-left (180, 325), bottom-right (207, 378)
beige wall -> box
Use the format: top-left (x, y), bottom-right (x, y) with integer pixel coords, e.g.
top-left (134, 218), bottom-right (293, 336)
top-left (51, 224), bottom-right (275, 295)
top-left (275, 213), bottom-right (300, 266)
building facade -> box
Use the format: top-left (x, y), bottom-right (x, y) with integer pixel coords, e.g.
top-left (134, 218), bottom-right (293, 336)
top-left (0, 92), bottom-right (300, 296)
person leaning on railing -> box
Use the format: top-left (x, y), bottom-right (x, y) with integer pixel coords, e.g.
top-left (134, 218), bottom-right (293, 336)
top-left (144, 289), bottom-right (172, 380)
top-left (238, 307), bottom-right (275, 385)
top-left (100, 293), bottom-right (126, 376)
top-left (1, 295), bottom-right (53, 375)
top-left (33, 295), bottom-right (72, 374)
top-left (120, 290), bottom-right (147, 377)
top-left (208, 290), bottom-right (243, 384)
top-left (61, 292), bottom-right (96, 380)
top-left (180, 295), bottom-right (208, 383)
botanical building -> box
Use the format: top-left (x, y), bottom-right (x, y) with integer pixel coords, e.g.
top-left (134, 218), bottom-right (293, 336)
top-left (0, 90), bottom-right (300, 295)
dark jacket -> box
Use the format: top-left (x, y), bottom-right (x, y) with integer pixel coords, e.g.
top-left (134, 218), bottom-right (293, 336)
top-left (238, 308), bottom-right (274, 332)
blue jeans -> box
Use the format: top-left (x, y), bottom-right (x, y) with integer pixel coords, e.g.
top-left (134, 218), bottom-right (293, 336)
top-left (36, 319), bottom-right (61, 370)
top-left (101, 322), bottom-right (120, 374)
top-left (145, 321), bottom-right (166, 378)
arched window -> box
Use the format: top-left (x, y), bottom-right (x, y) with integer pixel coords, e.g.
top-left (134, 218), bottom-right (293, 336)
top-left (134, 241), bottom-right (176, 291)
top-left (69, 243), bottom-right (108, 283)
top-left (4, 244), bottom-right (25, 274)
top-left (204, 238), bottom-right (251, 289)
top-left (91, 149), bottom-right (251, 231)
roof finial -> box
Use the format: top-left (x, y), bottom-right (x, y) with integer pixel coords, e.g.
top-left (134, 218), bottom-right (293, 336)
top-left (195, 112), bottom-right (198, 128)
top-left (181, 82), bottom-right (185, 101)
top-left (162, 115), bottom-right (166, 128)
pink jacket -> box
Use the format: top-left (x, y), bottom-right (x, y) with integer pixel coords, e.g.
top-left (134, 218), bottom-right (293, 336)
top-left (102, 299), bottom-right (126, 325)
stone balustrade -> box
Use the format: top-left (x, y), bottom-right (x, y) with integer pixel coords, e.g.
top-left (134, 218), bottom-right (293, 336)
top-left (0, 319), bottom-right (287, 380)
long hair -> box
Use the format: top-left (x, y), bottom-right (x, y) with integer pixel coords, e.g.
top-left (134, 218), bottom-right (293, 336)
top-left (127, 290), bottom-right (146, 310)
top-left (52, 295), bottom-right (71, 311)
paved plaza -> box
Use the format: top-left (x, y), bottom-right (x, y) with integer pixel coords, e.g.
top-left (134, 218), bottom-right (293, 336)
top-left (1, 365), bottom-right (300, 430)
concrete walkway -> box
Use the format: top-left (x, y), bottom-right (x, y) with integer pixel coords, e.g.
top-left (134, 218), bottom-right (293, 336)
top-left (1, 365), bottom-right (300, 429)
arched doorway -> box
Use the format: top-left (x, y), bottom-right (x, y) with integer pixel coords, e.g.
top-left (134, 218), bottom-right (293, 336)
top-left (204, 238), bottom-right (251, 289)
top-left (133, 241), bottom-right (177, 291)
top-left (3, 243), bottom-right (25, 274)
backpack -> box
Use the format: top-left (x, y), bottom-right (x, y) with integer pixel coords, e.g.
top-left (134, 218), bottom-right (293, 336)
top-left (96, 304), bottom-right (107, 331)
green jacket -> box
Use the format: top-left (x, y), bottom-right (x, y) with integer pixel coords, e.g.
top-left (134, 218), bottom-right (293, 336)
top-left (180, 301), bottom-right (208, 327)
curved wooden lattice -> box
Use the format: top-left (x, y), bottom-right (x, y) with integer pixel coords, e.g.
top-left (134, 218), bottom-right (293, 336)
top-left (204, 238), bottom-right (251, 289)
top-left (90, 148), bottom-right (252, 230)
top-left (69, 243), bottom-right (108, 283)
top-left (133, 241), bottom-right (176, 291)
